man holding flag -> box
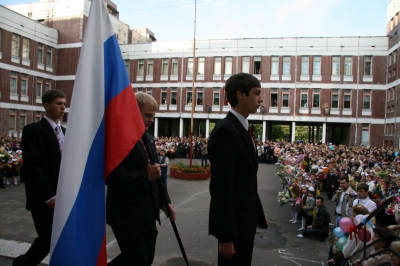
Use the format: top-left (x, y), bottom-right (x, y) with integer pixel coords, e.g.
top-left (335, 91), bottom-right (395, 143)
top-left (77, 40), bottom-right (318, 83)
top-left (106, 92), bottom-right (175, 265)
top-left (13, 90), bottom-right (66, 266)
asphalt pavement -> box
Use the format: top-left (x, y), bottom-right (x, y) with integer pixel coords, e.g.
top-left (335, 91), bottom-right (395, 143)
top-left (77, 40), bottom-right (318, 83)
top-left (0, 158), bottom-right (335, 265)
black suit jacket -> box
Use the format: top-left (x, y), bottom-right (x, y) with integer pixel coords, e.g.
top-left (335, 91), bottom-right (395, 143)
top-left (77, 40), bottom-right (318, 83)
top-left (208, 111), bottom-right (267, 243)
top-left (106, 132), bottom-right (170, 232)
top-left (22, 118), bottom-right (64, 211)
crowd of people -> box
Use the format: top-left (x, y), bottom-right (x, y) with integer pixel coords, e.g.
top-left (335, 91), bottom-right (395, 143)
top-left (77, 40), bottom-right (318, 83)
top-left (274, 141), bottom-right (400, 265)
top-left (0, 134), bottom-right (23, 188)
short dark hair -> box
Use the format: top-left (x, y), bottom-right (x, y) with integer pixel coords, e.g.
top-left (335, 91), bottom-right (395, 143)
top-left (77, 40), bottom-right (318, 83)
top-left (339, 177), bottom-right (349, 183)
top-left (42, 89), bottom-right (66, 105)
top-left (316, 196), bottom-right (324, 203)
top-left (357, 183), bottom-right (369, 191)
top-left (225, 73), bottom-right (261, 107)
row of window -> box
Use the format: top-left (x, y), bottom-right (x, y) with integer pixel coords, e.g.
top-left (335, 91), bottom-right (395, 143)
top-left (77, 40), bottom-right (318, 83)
top-left (130, 56), bottom-right (373, 78)
top-left (135, 87), bottom-right (371, 110)
top-left (10, 72), bottom-right (51, 97)
top-left (6, 31), bottom-right (53, 66)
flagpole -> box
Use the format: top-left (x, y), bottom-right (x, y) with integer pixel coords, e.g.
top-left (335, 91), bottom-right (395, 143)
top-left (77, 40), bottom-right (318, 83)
top-left (189, 0), bottom-right (197, 168)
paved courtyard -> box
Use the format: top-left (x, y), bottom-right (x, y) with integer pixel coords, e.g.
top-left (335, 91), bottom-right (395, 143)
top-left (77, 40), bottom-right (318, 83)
top-left (0, 159), bottom-right (334, 265)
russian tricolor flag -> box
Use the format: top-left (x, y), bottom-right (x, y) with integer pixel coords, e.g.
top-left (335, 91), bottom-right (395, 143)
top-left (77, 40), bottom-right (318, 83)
top-left (49, 0), bottom-right (145, 264)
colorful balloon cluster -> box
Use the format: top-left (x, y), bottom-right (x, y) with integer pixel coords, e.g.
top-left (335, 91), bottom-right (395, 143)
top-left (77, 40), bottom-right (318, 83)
top-left (333, 216), bottom-right (371, 252)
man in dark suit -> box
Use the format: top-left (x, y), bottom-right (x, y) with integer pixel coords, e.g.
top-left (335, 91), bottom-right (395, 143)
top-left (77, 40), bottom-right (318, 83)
top-left (208, 73), bottom-right (269, 265)
top-left (106, 92), bottom-right (175, 266)
top-left (13, 90), bottom-right (66, 266)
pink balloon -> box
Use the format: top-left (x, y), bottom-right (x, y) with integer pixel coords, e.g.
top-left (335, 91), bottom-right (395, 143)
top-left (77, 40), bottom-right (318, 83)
top-left (357, 228), bottom-right (371, 242)
top-left (339, 217), bottom-right (353, 233)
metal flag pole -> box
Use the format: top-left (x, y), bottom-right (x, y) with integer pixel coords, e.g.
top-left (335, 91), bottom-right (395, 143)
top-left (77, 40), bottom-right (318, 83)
top-left (189, 0), bottom-right (197, 168)
top-left (141, 135), bottom-right (189, 266)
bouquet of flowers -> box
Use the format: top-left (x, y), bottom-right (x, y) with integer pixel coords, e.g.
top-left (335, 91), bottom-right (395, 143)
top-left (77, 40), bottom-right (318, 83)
top-left (277, 191), bottom-right (290, 206)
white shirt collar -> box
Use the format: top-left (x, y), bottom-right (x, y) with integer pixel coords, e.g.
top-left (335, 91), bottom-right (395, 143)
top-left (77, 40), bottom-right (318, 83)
top-left (43, 115), bottom-right (61, 132)
top-left (229, 110), bottom-right (248, 130)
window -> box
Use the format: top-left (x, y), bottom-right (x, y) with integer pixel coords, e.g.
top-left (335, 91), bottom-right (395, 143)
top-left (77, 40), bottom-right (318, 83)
top-left (392, 87), bottom-right (395, 100)
top-left (271, 56), bottom-right (279, 75)
top-left (363, 90), bottom-right (371, 109)
top-left (161, 88), bottom-right (167, 104)
top-left (62, 113), bottom-right (68, 123)
top-left (171, 88), bottom-right (177, 105)
top-left (187, 58), bottom-right (193, 75)
top-left (162, 59), bottom-right (168, 75)
top-left (197, 88), bottom-right (203, 105)
top-left (225, 57), bottom-right (232, 75)
top-left (313, 89), bottom-right (320, 107)
top-left (20, 110), bottom-right (26, 130)
top-left (46, 46), bottom-right (52, 66)
top-left (10, 71), bottom-right (17, 94)
top-left (271, 89), bottom-right (277, 107)
top-left (124, 60), bottom-right (130, 76)
top-left (147, 59), bottom-right (153, 76)
top-left (35, 111), bottom-right (42, 122)
top-left (36, 78), bottom-right (42, 97)
top-left (282, 89), bottom-right (289, 107)
top-left (253, 56), bottom-right (261, 74)
top-left (213, 88), bottom-right (220, 105)
top-left (332, 56), bottom-right (340, 75)
top-left (394, 50), bottom-right (397, 64)
top-left (12, 34), bottom-right (20, 57)
top-left (38, 43), bottom-right (44, 64)
top-left (301, 56), bottom-right (309, 75)
top-left (146, 88), bottom-right (152, 96)
top-left (22, 38), bottom-right (30, 60)
top-left (138, 60), bottom-right (144, 76)
top-left (313, 56), bottom-right (321, 75)
top-left (283, 57), bottom-right (290, 75)
top-left (242, 57), bottom-right (250, 73)
top-left (301, 89), bottom-right (308, 107)
top-left (21, 74), bottom-right (28, 95)
top-left (343, 90), bottom-right (351, 108)
top-left (331, 89), bottom-right (339, 108)
top-left (224, 93), bottom-right (229, 105)
top-left (214, 57), bottom-right (221, 75)
top-left (186, 88), bottom-right (192, 104)
top-left (9, 109), bottom-right (16, 130)
top-left (45, 79), bottom-right (51, 92)
top-left (361, 124), bottom-right (369, 143)
top-left (197, 57), bottom-right (205, 75)
top-left (344, 57), bottom-right (352, 75)
top-left (364, 56), bottom-right (372, 76)
top-left (172, 58), bottom-right (178, 75)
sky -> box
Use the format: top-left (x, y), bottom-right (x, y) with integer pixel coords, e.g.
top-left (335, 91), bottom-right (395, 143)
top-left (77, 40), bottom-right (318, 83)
top-left (2, 0), bottom-right (391, 42)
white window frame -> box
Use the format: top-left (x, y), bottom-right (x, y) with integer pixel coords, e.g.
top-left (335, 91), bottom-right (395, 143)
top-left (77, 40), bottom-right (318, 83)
top-left (332, 56), bottom-right (340, 75)
top-left (138, 59), bottom-right (144, 76)
top-left (364, 56), bottom-right (372, 76)
top-left (12, 33), bottom-right (20, 58)
top-left (242, 57), bottom-right (250, 73)
top-left (10, 71), bottom-right (17, 94)
top-left (301, 56), bottom-right (309, 75)
top-left (162, 59), bottom-right (169, 75)
top-left (344, 57), bottom-right (352, 75)
top-left (271, 56), bottom-right (279, 75)
top-left (214, 57), bottom-right (221, 75)
top-left (313, 56), bottom-right (321, 75)
top-left (225, 57), bottom-right (232, 75)
top-left (283, 56), bottom-right (290, 75)
top-left (147, 59), bottom-right (154, 76)
top-left (22, 38), bottom-right (30, 60)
